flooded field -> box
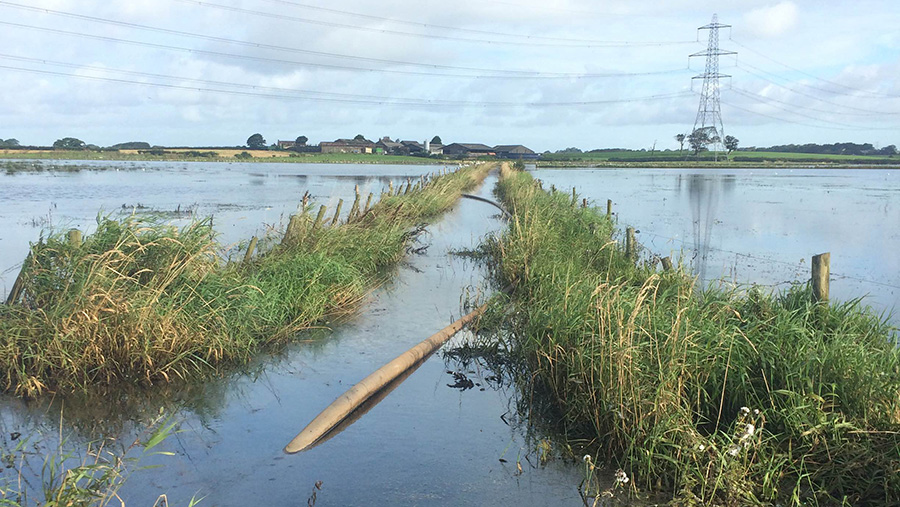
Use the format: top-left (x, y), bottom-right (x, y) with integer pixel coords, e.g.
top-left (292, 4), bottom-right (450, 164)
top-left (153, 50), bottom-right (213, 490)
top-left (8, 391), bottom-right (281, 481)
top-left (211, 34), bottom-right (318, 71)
top-left (0, 160), bottom-right (455, 297)
top-left (532, 167), bottom-right (899, 321)
top-left (1, 161), bottom-right (897, 505)
top-left (0, 163), bottom-right (585, 505)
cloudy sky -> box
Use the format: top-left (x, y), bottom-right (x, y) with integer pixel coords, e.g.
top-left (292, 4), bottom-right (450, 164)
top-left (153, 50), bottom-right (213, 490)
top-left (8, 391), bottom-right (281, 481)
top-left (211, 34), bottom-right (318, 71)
top-left (0, 0), bottom-right (897, 151)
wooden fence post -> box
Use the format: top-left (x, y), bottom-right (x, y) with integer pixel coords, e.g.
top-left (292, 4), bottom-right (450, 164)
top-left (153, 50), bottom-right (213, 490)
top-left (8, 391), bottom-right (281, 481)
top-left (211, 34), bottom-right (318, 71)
top-left (661, 256), bottom-right (673, 272)
top-left (312, 205), bottom-right (327, 232)
top-left (243, 236), bottom-right (258, 263)
top-left (67, 229), bottom-right (82, 247)
top-left (607, 199), bottom-right (612, 218)
top-left (330, 199), bottom-right (344, 226)
top-left (626, 227), bottom-right (636, 262)
top-left (812, 252), bottom-right (830, 303)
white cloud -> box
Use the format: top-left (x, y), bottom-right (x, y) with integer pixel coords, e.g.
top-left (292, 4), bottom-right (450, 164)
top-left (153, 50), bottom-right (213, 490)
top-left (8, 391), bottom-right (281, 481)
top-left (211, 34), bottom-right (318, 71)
top-left (743, 1), bottom-right (799, 38)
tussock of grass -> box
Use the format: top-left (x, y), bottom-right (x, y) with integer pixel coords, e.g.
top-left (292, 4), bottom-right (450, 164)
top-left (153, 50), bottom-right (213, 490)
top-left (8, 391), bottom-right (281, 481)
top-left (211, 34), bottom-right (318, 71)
top-left (481, 165), bottom-right (900, 504)
top-left (0, 163), bottom-right (494, 396)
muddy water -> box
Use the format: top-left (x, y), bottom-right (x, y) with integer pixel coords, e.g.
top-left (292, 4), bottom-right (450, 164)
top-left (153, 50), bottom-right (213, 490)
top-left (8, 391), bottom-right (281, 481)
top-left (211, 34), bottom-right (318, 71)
top-left (0, 165), bottom-right (585, 506)
top-left (0, 160), bottom-right (456, 297)
top-left (532, 167), bottom-right (899, 320)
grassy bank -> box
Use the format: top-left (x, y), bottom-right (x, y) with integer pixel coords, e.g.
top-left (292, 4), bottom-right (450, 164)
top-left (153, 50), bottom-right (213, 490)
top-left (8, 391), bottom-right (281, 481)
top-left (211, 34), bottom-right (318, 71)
top-left (479, 165), bottom-right (900, 504)
top-left (0, 164), bottom-right (493, 397)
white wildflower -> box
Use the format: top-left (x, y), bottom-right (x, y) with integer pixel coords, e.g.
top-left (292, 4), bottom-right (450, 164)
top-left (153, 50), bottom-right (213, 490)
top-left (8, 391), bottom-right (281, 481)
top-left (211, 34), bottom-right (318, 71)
top-left (753, 409), bottom-right (760, 416)
top-left (698, 444), bottom-right (705, 451)
top-left (583, 454), bottom-right (592, 463)
top-left (727, 445), bottom-right (740, 457)
top-left (740, 406), bottom-right (750, 416)
top-left (615, 469), bottom-right (629, 485)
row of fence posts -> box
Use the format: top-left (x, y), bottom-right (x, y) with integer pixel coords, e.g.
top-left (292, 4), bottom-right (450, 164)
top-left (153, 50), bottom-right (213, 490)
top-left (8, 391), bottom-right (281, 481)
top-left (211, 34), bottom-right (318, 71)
top-left (592, 190), bottom-right (830, 304)
top-left (246, 168), bottom-right (449, 260)
top-left (7, 168), bottom-right (455, 305)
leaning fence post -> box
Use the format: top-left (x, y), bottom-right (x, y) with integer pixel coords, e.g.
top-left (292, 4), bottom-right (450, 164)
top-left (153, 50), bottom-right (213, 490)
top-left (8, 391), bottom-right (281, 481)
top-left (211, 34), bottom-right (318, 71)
top-left (330, 199), bottom-right (344, 226)
top-left (312, 205), bottom-right (328, 232)
top-left (625, 227), bottom-right (636, 262)
top-left (348, 191), bottom-right (361, 221)
top-left (661, 256), bottom-right (673, 272)
top-left (244, 236), bottom-right (259, 263)
top-left (812, 252), bottom-right (830, 303)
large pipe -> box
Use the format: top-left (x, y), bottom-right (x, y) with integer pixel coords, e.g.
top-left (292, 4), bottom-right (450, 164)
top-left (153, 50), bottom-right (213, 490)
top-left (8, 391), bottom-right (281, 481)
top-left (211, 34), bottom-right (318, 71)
top-left (284, 303), bottom-right (488, 454)
top-left (461, 193), bottom-right (509, 217)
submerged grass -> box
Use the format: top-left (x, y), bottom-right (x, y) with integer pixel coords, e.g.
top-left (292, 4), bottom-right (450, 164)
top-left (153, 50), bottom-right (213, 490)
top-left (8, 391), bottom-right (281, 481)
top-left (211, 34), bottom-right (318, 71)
top-left (0, 163), bottom-right (493, 397)
top-left (480, 164), bottom-right (900, 505)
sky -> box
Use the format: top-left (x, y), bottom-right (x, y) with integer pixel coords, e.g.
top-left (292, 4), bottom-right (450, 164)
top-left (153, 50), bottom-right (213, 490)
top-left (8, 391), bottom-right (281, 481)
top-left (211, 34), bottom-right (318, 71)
top-left (0, 0), bottom-right (898, 152)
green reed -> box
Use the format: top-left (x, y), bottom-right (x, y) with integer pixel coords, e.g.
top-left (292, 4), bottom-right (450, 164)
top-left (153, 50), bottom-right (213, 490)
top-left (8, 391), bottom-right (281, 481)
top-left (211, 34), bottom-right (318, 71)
top-left (479, 165), bottom-right (900, 505)
top-left (0, 164), bottom-right (493, 397)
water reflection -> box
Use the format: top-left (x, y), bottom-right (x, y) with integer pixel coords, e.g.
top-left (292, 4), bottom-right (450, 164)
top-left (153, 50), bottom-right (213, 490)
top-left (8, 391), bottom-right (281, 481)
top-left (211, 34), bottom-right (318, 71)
top-left (682, 174), bottom-right (735, 284)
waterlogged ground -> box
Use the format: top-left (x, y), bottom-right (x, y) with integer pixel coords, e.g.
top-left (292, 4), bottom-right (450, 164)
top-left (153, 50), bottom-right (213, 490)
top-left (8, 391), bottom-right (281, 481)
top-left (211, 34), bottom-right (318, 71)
top-left (532, 167), bottom-right (900, 321)
top-left (0, 167), bottom-right (587, 506)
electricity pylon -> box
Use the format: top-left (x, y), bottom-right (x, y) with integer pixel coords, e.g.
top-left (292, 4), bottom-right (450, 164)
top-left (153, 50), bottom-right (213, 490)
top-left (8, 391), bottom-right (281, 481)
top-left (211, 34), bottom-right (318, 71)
top-left (689, 14), bottom-right (736, 158)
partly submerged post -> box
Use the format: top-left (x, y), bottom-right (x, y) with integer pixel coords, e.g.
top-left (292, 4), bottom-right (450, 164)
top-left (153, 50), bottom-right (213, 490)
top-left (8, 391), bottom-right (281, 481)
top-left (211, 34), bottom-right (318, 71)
top-left (607, 199), bottom-right (612, 218)
top-left (626, 227), bottom-right (636, 262)
top-left (812, 252), bottom-right (830, 303)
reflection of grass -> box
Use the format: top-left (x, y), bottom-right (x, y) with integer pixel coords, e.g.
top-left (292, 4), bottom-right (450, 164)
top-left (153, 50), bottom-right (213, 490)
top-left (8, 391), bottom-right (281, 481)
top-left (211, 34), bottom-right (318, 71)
top-left (0, 413), bottom-right (186, 507)
top-left (0, 164), bottom-right (493, 396)
top-left (479, 165), bottom-right (900, 505)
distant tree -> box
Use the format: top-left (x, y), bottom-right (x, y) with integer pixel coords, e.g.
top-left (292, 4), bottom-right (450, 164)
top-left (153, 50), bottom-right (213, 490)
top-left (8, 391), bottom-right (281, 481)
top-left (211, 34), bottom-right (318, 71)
top-left (724, 135), bottom-right (739, 154)
top-left (556, 147), bottom-right (583, 154)
top-left (878, 144), bottom-right (897, 156)
top-left (52, 137), bottom-right (86, 150)
top-left (430, 135), bottom-right (442, 145)
top-left (2, 138), bottom-right (20, 147)
top-left (247, 133), bottom-right (266, 149)
top-left (111, 141), bottom-right (151, 150)
top-left (295, 135), bottom-right (308, 146)
top-left (353, 134), bottom-right (367, 142)
top-left (675, 133), bottom-right (685, 152)
top-left (687, 129), bottom-right (710, 155)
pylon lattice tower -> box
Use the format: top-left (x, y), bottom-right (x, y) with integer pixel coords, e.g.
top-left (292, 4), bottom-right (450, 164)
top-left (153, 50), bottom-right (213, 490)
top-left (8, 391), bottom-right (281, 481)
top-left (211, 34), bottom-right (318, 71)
top-left (690, 14), bottom-right (736, 155)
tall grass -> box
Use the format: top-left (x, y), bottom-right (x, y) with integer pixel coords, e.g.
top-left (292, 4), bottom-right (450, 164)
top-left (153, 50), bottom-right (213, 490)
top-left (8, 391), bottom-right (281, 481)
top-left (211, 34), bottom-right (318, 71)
top-left (0, 163), bottom-right (493, 397)
top-left (481, 165), bottom-right (900, 504)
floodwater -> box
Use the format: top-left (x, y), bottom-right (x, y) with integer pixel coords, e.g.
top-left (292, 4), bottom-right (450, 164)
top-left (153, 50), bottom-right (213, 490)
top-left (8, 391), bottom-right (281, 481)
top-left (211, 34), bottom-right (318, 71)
top-left (532, 167), bottom-right (900, 321)
top-left (0, 160), bottom-right (455, 297)
top-left (0, 162), bottom-right (585, 506)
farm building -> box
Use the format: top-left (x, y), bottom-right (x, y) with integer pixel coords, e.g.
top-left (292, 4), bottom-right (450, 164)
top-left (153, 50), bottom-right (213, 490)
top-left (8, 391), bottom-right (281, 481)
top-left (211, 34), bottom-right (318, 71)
top-left (320, 138), bottom-right (376, 154)
top-left (442, 143), bottom-right (494, 157)
top-left (493, 144), bottom-right (538, 159)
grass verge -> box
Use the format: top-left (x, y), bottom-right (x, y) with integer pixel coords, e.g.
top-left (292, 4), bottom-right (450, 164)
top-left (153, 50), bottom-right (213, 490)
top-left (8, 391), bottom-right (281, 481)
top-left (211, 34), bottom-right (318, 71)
top-left (478, 164), bottom-right (900, 505)
top-left (0, 164), bottom-right (493, 396)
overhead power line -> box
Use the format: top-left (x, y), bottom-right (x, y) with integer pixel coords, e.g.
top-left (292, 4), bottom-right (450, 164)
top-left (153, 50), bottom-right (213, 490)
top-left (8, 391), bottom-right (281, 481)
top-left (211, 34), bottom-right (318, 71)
top-left (734, 62), bottom-right (899, 115)
top-left (0, 20), bottom-right (690, 80)
top-left (721, 99), bottom-right (898, 131)
top-left (173, 0), bottom-right (695, 48)
top-left (729, 86), bottom-right (900, 117)
top-left (731, 39), bottom-right (900, 99)
top-left (244, 0), bottom-right (687, 46)
top-left (0, 61), bottom-right (694, 107)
